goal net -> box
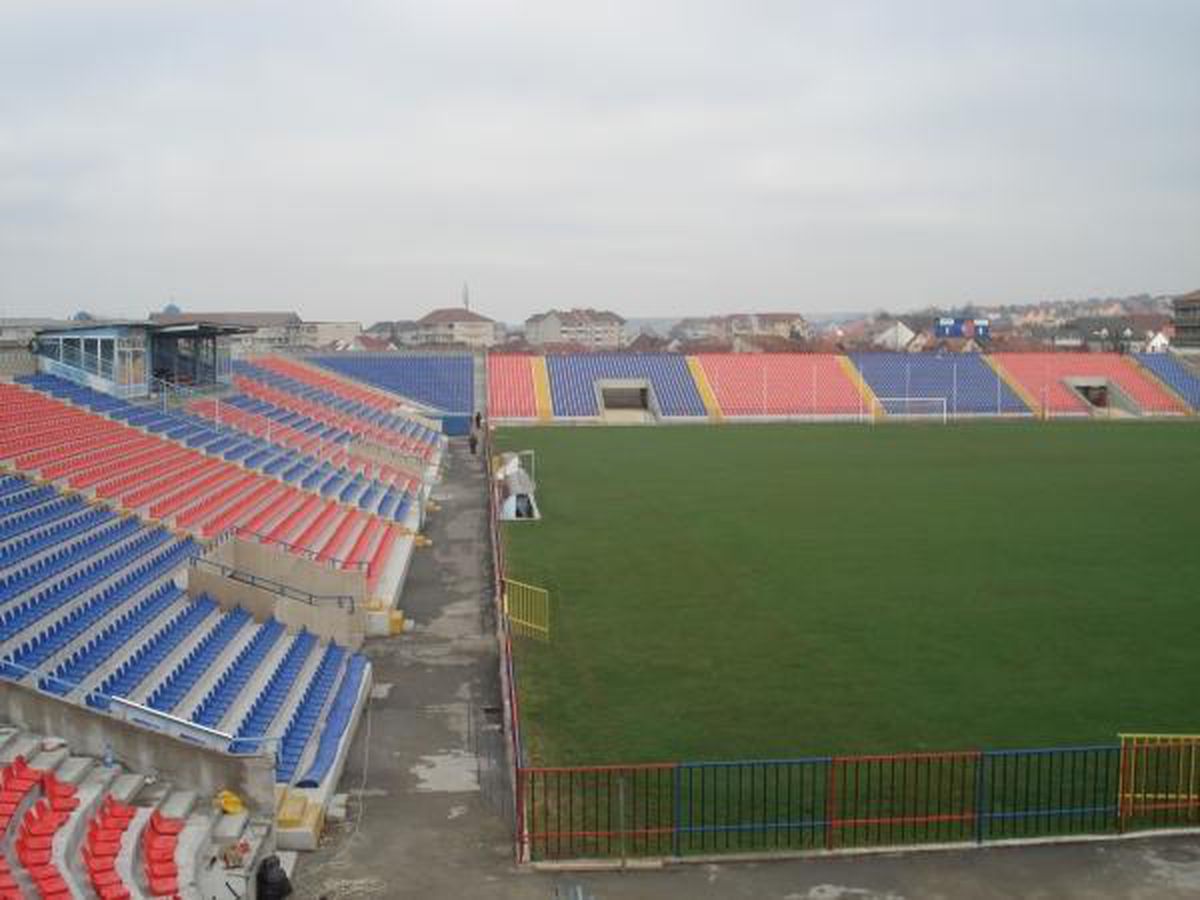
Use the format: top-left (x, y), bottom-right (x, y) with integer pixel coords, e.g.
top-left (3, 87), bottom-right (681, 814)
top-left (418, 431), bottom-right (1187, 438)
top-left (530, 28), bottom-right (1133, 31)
top-left (873, 396), bottom-right (948, 423)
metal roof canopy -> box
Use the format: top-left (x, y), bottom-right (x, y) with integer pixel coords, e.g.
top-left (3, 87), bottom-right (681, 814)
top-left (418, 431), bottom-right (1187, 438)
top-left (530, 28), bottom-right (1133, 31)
top-left (36, 320), bottom-right (254, 338)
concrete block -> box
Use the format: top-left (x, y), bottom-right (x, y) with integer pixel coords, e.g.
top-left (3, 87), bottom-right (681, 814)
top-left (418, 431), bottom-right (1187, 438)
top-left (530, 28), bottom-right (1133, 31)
top-left (214, 810), bottom-right (249, 843)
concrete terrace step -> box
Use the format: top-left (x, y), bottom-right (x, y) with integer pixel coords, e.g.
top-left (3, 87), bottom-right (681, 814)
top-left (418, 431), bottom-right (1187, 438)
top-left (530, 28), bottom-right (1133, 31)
top-left (117, 806), bottom-right (153, 900)
top-left (55, 761), bottom-right (120, 899)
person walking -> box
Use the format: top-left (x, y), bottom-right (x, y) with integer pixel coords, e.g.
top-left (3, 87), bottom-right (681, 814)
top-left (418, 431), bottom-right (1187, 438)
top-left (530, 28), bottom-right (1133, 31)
top-left (468, 429), bottom-right (478, 455)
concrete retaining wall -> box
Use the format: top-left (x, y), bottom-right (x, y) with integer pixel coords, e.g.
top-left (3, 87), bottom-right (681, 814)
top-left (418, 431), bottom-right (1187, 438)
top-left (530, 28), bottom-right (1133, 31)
top-left (192, 539), bottom-right (366, 648)
top-left (347, 435), bottom-right (427, 479)
top-left (0, 347), bottom-right (36, 378)
top-left (2, 681), bottom-right (275, 813)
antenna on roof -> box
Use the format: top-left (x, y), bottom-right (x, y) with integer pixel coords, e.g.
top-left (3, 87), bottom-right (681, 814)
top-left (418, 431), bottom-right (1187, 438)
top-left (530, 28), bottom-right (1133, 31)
top-left (462, 282), bottom-right (470, 310)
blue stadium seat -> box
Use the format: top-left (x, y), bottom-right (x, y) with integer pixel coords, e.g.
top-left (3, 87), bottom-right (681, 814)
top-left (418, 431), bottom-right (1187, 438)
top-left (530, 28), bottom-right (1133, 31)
top-left (1134, 354), bottom-right (1200, 411)
top-left (849, 353), bottom-right (1030, 415)
top-left (546, 354), bottom-right (707, 417)
top-left (310, 354), bottom-right (474, 414)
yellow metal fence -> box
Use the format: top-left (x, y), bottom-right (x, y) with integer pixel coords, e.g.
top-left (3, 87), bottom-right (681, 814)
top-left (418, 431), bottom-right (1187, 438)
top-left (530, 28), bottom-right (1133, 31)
top-left (1119, 733), bottom-right (1200, 824)
top-left (503, 578), bottom-right (551, 640)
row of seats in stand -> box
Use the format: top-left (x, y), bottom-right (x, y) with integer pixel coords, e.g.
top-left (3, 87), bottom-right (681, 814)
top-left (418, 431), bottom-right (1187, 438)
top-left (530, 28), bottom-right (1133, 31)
top-left (91, 596), bottom-right (218, 712)
top-left (309, 353), bottom-right (475, 414)
top-left (0, 504), bottom-right (113, 570)
top-left (0, 525), bottom-right (183, 645)
top-left (274, 643), bottom-right (345, 782)
top-left (229, 375), bottom-right (434, 459)
top-left (234, 359), bottom-right (444, 451)
top-left (191, 619), bottom-right (285, 730)
top-left (0, 726), bottom-right (273, 900)
top-left (486, 354), bottom-right (539, 418)
top-left (4, 382), bottom-right (410, 572)
top-left (1134, 353), bottom-right (1200, 411)
top-left (697, 353), bottom-right (867, 416)
top-left (484, 351), bottom-right (1200, 419)
top-left (3, 538), bottom-right (199, 679)
top-left (991, 352), bottom-right (1189, 415)
top-left (0, 484), bottom-right (57, 514)
top-left (145, 605), bottom-right (252, 715)
top-left (850, 352), bottom-right (1030, 416)
top-left (17, 374), bottom-right (378, 501)
top-left (253, 356), bottom-right (397, 411)
top-left (43, 584), bottom-right (185, 698)
top-left (0, 472), bottom-right (373, 794)
top-left (0, 474), bottom-right (32, 498)
top-left (0, 495), bottom-right (86, 544)
top-left (229, 630), bottom-right (317, 753)
top-left (0, 515), bottom-right (139, 604)
top-left (546, 353), bottom-right (707, 417)
top-left (6, 759), bottom-right (79, 899)
top-left (193, 393), bottom-right (351, 446)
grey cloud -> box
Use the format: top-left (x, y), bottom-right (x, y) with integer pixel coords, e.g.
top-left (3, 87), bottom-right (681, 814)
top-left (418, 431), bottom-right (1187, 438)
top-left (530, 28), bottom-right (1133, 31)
top-left (0, 0), bottom-right (1197, 322)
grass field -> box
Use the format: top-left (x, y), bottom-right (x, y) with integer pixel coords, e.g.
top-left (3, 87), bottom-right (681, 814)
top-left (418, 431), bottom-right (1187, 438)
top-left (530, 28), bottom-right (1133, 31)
top-left (495, 422), bottom-right (1200, 766)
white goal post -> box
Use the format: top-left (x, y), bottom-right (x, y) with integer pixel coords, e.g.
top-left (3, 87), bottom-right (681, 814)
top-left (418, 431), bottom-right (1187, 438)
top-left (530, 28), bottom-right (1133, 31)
top-left (871, 396), bottom-right (948, 423)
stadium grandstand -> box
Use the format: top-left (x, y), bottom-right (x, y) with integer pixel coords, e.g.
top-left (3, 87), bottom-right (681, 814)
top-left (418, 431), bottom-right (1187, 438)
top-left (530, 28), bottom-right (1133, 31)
top-left (696, 352), bottom-right (867, 418)
top-left (1, 332), bottom-right (448, 869)
top-left (486, 350), bottom-right (1200, 422)
top-left (307, 353), bottom-right (476, 434)
top-left (991, 352), bottom-right (1189, 417)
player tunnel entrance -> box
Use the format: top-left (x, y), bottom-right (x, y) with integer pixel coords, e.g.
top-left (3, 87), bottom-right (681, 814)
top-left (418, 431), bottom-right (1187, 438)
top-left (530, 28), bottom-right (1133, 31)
top-left (594, 378), bottom-right (660, 423)
top-left (1063, 377), bottom-right (1141, 418)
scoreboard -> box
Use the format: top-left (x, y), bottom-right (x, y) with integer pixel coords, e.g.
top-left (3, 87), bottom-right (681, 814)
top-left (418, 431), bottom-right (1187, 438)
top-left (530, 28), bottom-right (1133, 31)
top-left (936, 317), bottom-right (990, 340)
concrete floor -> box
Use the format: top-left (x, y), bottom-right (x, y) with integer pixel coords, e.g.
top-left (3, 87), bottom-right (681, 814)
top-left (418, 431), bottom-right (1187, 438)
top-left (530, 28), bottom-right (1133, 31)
top-left (293, 443), bottom-right (1200, 899)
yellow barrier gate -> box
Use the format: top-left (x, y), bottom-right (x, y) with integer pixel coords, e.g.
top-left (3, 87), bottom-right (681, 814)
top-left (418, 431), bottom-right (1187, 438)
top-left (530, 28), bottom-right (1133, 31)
top-left (1119, 733), bottom-right (1200, 827)
top-left (503, 578), bottom-right (551, 640)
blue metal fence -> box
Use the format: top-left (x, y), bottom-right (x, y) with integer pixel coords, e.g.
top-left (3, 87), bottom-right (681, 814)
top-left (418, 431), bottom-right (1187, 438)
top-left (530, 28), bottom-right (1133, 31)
top-left (518, 741), bottom-right (1199, 861)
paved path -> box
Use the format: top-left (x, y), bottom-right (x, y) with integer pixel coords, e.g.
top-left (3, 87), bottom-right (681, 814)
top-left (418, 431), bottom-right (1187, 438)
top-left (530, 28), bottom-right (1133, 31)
top-left (294, 442), bottom-right (1200, 899)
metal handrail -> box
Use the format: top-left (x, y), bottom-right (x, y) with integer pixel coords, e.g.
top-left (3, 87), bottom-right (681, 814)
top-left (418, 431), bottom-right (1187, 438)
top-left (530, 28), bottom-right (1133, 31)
top-left (206, 525), bottom-right (370, 574)
top-left (190, 555), bottom-right (357, 611)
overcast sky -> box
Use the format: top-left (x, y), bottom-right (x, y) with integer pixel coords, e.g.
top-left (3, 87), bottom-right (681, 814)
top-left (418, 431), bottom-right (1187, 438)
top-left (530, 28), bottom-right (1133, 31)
top-left (1, 1), bottom-right (1198, 324)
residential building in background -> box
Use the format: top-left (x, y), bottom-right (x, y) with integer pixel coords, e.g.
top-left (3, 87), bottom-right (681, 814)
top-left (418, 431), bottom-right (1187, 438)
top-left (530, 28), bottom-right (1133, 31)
top-left (0, 318), bottom-right (75, 345)
top-left (1173, 289), bottom-right (1200, 350)
top-left (414, 308), bottom-right (500, 348)
top-left (150, 311), bottom-right (303, 355)
top-left (300, 321), bottom-right (361, 347)
top-left (670, 313), bottom-right (810, 344)
top-left (525, 309), bottom-right (626, 349)
top-left (872, 320), bottom-right (916, 351)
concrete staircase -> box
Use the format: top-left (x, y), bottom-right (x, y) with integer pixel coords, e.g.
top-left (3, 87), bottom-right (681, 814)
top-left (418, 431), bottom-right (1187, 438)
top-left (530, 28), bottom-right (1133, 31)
top-left (0, 723), bottom-right (273, 900)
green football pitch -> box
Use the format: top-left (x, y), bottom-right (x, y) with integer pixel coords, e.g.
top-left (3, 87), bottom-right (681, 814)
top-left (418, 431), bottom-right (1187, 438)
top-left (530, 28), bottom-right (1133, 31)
top-left (494, 422), bottom-right (1200, 766)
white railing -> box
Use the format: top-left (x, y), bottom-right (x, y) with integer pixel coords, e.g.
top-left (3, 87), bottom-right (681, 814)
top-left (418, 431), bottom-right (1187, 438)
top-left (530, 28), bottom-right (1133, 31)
top-left (1, 659), bottom-right (282, 757)
top-left (38, 353), bottom-right (147, 399)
